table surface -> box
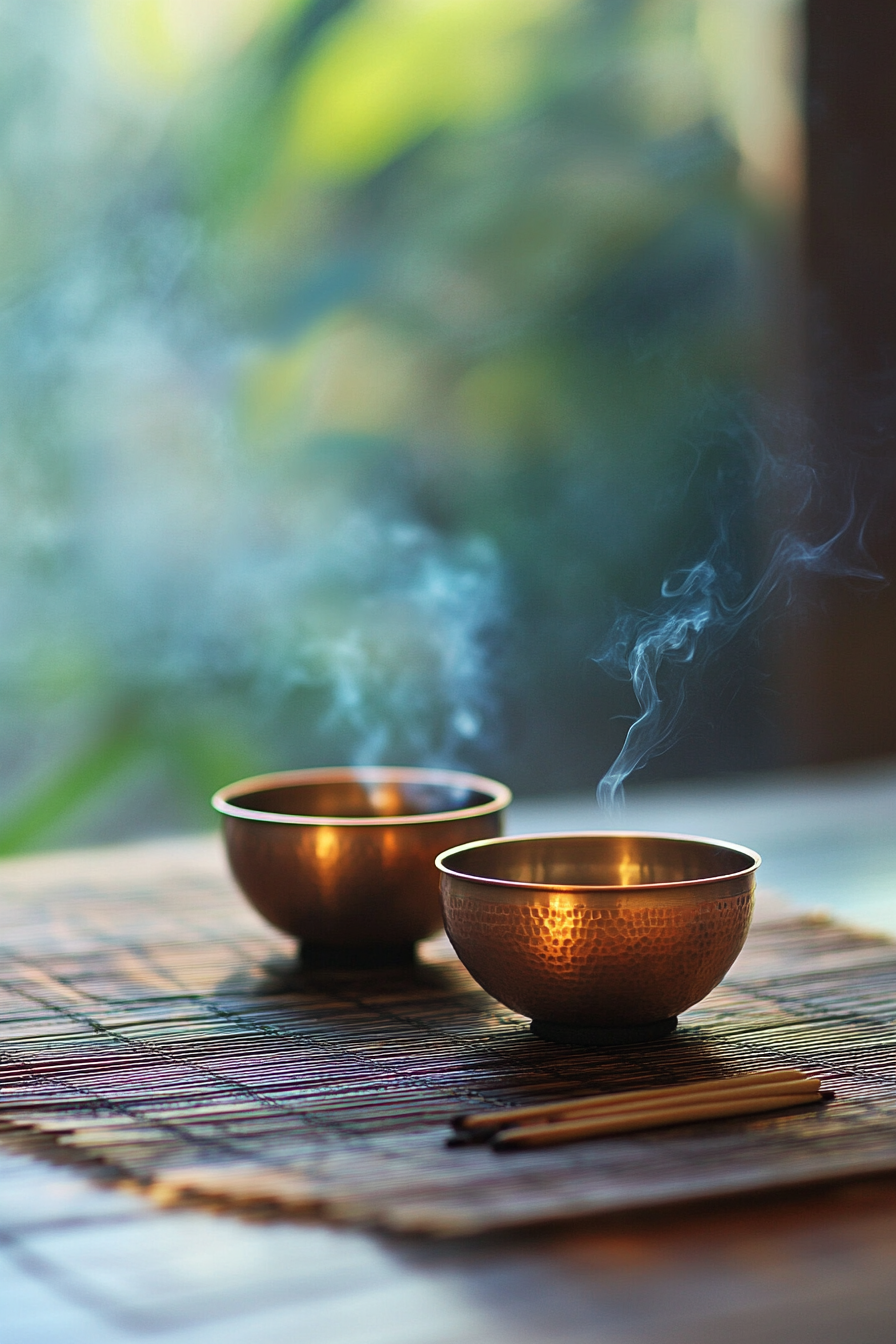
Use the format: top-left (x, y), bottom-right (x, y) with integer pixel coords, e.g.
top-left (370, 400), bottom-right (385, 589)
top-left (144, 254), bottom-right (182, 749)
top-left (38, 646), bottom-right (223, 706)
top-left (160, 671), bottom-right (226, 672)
top-left (4, 760), bottom-right (896, 1344)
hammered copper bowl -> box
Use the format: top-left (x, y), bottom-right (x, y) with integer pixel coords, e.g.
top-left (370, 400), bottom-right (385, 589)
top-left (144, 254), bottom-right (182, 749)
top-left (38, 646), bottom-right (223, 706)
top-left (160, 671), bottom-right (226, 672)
top-left (213, 767), bottom-right (512, 966)
top-left (436, 832), bottom-right (759, 1044)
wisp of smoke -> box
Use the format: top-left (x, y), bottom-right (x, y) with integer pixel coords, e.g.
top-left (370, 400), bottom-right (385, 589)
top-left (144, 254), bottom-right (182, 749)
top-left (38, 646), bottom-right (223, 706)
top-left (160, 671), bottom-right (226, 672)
top-left (595, 469), bottom-right (882, 810)
top-left (0, 5), bottom-right (505, 807)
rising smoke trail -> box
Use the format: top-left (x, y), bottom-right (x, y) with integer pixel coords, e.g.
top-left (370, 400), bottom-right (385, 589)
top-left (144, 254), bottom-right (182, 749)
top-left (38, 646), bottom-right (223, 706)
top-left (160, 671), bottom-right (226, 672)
top-left (595, 481), bottom-right (881, 811)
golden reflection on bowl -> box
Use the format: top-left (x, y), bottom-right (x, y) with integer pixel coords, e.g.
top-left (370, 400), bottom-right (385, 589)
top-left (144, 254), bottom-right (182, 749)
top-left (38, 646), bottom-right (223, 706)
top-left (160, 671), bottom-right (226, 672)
top-left (436, 832), bottom-right (759, 1044)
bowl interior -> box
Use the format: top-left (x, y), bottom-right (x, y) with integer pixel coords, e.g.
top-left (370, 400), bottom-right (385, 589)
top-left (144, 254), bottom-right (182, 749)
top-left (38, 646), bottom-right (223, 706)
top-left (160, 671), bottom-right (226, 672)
top-left (438, 833), bottom-right (757, 889)
top-left (228, 779), bottom-right (496, 822)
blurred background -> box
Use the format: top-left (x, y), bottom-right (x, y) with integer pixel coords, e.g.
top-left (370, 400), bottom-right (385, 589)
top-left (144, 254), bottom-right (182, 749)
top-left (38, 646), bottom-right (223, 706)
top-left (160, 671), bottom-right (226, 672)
top-left (0, 0), bottom-right (822, 849)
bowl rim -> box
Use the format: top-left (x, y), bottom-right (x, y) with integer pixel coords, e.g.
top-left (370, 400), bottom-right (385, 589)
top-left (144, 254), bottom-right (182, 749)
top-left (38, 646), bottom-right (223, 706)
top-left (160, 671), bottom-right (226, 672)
top-left (212, 766), bottom-right (513, 827)
top-left (436, 830), bottom-right (761, 892)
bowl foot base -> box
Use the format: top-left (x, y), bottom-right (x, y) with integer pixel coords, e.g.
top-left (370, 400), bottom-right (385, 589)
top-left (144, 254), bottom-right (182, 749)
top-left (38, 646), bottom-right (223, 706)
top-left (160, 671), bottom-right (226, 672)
top-left (299, 941), bottom-right (417, 969)
top-left (530, 1016), bottom-right (678, 1046)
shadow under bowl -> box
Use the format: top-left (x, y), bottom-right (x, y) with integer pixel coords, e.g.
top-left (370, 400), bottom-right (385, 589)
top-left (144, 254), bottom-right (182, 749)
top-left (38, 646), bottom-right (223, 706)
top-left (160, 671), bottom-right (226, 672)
top-left (213, 766), bottom-right (512, 967)
top-left (436, 832), bottom-right (759, 1044)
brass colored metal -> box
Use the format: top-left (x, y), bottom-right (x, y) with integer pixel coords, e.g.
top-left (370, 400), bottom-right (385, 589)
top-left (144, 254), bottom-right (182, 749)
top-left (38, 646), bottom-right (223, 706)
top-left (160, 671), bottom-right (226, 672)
top-left (436, 832), bottom-right (759, 1036)
top-left (213, 767), bottom-right (511, 962)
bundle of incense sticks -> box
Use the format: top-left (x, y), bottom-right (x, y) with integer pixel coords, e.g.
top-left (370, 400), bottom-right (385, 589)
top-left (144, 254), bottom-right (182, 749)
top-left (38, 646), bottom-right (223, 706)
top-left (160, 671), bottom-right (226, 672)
top-left (448, 1069), bottom-right (832, 1150)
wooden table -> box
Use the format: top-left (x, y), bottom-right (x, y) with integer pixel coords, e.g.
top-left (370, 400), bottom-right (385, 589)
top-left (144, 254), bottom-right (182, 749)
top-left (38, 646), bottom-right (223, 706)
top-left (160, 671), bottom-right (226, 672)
top-left (5, 765), bottom-right (896, 1344)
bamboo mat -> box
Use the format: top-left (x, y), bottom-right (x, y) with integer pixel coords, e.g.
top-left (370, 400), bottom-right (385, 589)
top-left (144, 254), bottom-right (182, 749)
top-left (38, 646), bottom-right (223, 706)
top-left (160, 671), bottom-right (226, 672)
top-left (3, 838), bottom-right (896, 1236)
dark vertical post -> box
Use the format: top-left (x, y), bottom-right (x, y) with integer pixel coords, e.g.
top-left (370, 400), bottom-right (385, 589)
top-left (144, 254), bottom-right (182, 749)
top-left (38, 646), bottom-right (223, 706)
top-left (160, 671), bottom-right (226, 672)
top-left (789, 0), bottom-right (896, 761)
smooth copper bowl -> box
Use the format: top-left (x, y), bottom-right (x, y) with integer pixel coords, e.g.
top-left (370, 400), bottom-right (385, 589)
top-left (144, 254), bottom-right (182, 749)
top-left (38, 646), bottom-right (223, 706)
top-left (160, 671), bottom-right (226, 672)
top-left (437, 832), bottom-right (759, 1044)
top-left (213, 767), bottom-right (511, 966)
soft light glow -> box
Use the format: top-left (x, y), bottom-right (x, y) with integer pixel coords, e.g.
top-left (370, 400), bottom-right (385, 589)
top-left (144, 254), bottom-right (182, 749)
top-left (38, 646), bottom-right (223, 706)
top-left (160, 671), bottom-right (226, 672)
top-left (90, 0), bottom-right (290, 87)
top-left (314, 825), bottom-right (340, 867)
top-left (283, 0), bottom-right (577, 177)
top-left (697, 0), bottom-right (803, 205)
top-left (540, 892), bottom-right (579, 960)
top-left (616, 850), bottom-right (644, 887)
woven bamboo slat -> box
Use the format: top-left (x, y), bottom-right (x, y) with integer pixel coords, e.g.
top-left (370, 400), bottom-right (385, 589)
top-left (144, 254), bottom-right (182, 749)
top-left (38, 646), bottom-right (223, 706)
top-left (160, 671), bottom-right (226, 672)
top-left (2, 841), bottom-right (896, 1235)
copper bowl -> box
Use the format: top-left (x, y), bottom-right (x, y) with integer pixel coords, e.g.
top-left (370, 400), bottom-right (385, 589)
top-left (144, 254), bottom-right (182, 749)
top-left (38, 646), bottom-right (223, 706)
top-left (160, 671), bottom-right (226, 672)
top-left (436, 832), bottom-right (759, 1044)
top-left (213, 767), bottom-right (512, 966)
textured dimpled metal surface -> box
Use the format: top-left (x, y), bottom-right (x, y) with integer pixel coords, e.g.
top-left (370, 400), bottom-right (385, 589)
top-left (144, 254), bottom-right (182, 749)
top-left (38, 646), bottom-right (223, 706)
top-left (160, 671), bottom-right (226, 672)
top-left (441, 886), bottom-right (753, 1024)
top-left (437, 833), bottom-right (759, 1029)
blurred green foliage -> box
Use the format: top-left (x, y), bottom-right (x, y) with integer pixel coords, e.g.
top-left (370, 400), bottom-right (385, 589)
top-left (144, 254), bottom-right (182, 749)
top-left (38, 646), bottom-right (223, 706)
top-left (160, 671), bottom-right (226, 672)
top-left (0, 0), bottom-right (798, 849)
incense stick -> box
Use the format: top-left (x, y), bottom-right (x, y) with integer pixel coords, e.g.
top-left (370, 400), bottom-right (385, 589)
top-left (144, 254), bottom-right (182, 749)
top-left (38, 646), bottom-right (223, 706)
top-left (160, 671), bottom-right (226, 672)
top-left (451, 1069), bottom-right (817, 1139)
top-left (492, 1083), bottom-right (829, 1149)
